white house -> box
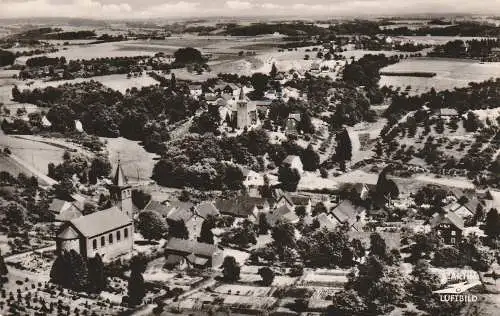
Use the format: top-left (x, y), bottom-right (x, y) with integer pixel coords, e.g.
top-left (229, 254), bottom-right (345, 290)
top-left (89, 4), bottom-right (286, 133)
top-left (282, 155), bottom-right (303, 174)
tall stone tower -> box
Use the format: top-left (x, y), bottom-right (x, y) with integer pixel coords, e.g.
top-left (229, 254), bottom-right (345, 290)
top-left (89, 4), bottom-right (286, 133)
top-left (109, 160), bottom-right (133, 218)
top-left (236, 86), bottom-right (249, 129)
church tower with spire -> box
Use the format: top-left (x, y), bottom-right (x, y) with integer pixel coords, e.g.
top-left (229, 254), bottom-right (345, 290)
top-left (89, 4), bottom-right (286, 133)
top-left (236, 86), bottom-right (249, 129)
top-left (109, 160), bottom-right (133, 218)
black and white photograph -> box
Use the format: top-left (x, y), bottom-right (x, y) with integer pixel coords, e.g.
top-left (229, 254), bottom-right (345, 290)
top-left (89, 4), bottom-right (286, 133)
top-left (0, 1), bottom-right (499, 315)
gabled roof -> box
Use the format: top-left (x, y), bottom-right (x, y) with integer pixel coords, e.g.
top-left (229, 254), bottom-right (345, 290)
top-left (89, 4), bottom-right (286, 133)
top-left (439, 108), bottom-right (458, 116)
top-left (69, 207), bottom-right (132, 238)
top-left (331, 200), bottom-right (359, 224)
top-left (316, 213), bottom-right (338, 231)
top-left (430, 211), bottom-right (465, 231)
top-left (287, 113), bottom-right (301, 122)
top-left (55, 206), bottom-right (83, 222)
top-left (165, 237), bottom-right (219, 258)
top-left (195, 202), bottom-right (220, 219)
top-left (283, 155), bottom-right (301, 165)
top-left (215, 196), bottom-right (268, 217)
top-left (167, 203), bottom-right (195, 222)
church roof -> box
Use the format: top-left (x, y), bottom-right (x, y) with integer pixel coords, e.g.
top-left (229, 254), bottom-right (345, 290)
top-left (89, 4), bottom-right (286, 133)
top-left (112, 160), bottom-right (128, 187)
top-left (69, 207), bottom-right (132, 238)
top-left (57, 226), bottom-right (80, 240)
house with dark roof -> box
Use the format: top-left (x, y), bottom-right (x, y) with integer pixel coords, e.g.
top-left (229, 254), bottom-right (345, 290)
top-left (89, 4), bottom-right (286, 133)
top-left (55, 161), bottom-right (134, 261)
top-left (164, 237), bottom-right (223, 269)
top-left (143, 200), bottom-right (202, 239)
top-left (430, 211), bottom-right (464, 245)
top-left (275, 192), bottom-right (312, 215)
top-left (214, 196), bottom-right (270, 222)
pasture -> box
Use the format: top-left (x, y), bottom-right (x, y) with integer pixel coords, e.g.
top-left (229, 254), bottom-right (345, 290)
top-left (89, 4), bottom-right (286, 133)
top-left (380, 57), bottom-right (500, 94)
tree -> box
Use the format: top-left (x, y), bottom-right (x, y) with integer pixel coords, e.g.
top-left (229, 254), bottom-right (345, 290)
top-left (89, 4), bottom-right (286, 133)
top-left (345, 255), bottom-right (407, 314)
top-left (334, 128), bottom-right (352, 171)
top-left (53, 177), bottom-right (75, 199)
top-left (369, 232), bottom-right (389, 261)
top-left (485, 208), bottom-right (500, 238)
top-left (87, 254), bottom-right (106, 293)
top-left (136, 211), bottom-right (168, 241)
top-left (250, 73), bottom-right (270, 98)
top-left (0, 50), bottom-right (15, 67)
top-left (258, 267), bottom-right (275, 286)
top-left (409, 260), bottom-right (440, 306)
top-left (270, 62), bottom-right (278, 78)
top-left (128, 255), bottom-right (146, 307)
top-left (328, 289), bottom-right (366, 316)
top-left (374, 167), bottom-right (399, 206)
top-left (173, 47), bottom-right (204, 64)
top-left (4, 203), bottom-right (26, 227)
top-left (298, 111), bottom-right (315, 134)
top-left (312, 202), bottom-right (327, 216)
top-left (0, 251), bottom-right (8, 276)
top-left (301, 144), bottom-right (320, 171)
top-left (168, 219), bottom-right (189, 239)
top-left (221, 256), bottom-right (240, 282)
top-left (278, 165), bottom-right (301, 192)
top-left (258, 213), bottom-right (270, 235)
top-left (132, 190), bottom-right (151, 209)
top-left (198, 215), bottom-right (215, 244)
top-left (89, 156), bottom-right (111, 184)
top-left (463, 111), bottom-right (481, 132)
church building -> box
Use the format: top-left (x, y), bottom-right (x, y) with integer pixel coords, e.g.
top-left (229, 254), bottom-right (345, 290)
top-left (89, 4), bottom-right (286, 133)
top-left (55, 161), bottom-right (134, 262)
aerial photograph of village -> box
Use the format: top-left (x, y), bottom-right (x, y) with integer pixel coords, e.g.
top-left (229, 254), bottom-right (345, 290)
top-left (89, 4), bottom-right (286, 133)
top-left (0, 0), bottom-right (499, 315)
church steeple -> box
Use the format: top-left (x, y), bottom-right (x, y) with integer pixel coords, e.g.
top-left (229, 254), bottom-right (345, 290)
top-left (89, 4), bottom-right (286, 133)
top-left (113, 160), bottom-right (128, 187)
top-left (239, 86), bottom-right (245, 101)
top-left (110, 160), bottom-right (133, 218)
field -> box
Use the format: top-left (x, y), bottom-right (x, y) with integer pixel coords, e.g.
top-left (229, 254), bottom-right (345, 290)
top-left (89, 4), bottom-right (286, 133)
top-left (100, 137), bottom-right (159, 183)
top-left (16, 73), bottom-right (159, 93)
top-left (0, 132), bottom-right (64, 176)
top-left (380, 57), bottom-right (500, 94)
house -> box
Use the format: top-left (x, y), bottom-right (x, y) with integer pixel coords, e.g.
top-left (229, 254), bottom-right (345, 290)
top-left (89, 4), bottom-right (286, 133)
top-left (195, 202), bottom-right (220, 219)
top-left (266, 204), bottom-right (300, 226)
top-left (41, 116), bottom-right (52, 128)
top-left (330, 200), bottom-right (364, 231)
top-left (443, 202), bottom-right (474, 219)
top-left (438, 108), bottom-right (459, 117)
top-left (430, 211), bottom-right (464, 245)
top-left (310, 62), bottom-right (321, 72)
top-left (264, 89), bottom-right (278, 100)
top-left (164, 237), bottom-right (223, 269)
top-left (55, 161), bottom-right (134, 261)
top-left (316, 213), bottom-right (338, 231)
top-left (215, 196), bottom-right (270, 222)
top-left (144, 200), bottom-right (202, 239)
top-left (282, 155), bottom-right (304, 174)
top-left (285, 113), bottom-right (301, 134)
top-left (275, 192), bottom-right (312, 215)
top-left (242, 169), bottom-right (264, 188)
top-left (49, 198), bottom-right (83, 222)
top-left (74, 120), bottom-right (84, 133)
top-left (189, 84), bottom-right (203, 98)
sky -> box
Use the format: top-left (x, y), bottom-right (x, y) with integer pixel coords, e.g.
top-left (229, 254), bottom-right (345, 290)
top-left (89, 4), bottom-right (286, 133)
top-left (0, 0), bottom-right (499, 20)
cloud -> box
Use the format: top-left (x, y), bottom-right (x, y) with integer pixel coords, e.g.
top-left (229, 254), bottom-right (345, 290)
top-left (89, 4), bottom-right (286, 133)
top-left (225, 1), bottom-right (253, 10)
top-left (137, 1), bottom-right (201, 18)
top-left (2, 0), bottom-right (500, 19)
